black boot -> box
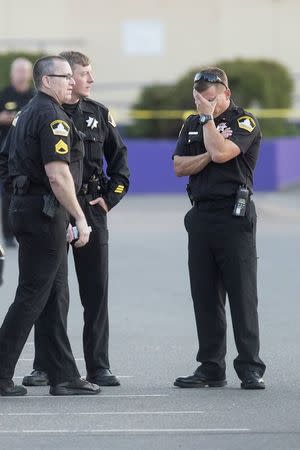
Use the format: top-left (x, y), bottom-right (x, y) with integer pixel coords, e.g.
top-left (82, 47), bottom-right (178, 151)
top-left (86, 368), bottom-right (120, 387)
top-left (0, 380), bottom-right (27, 396)
top-left (22, 370), bottom-right (49, 386)
top-left (50, 378), bottom-right (101, 396)
top-left (174, 366), bottom-right (226, 388)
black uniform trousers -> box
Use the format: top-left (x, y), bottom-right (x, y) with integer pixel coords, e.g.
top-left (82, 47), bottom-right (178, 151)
top-left (184, 198), bottom-right (266, 380)
top-left (0, 186), bottom-right (14, 241)
top-left (0, 194), bottom-right (80, 385)
top-left (33, 194), bottom-right (109, 377)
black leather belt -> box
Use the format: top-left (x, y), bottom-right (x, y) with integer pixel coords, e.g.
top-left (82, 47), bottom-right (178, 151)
top-left (194, 196), bottom-right (236, 209)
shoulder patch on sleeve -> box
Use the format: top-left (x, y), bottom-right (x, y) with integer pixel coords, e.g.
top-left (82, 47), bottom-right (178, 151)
top-left (50, 120), bottom-right (70, 137)
top-left (108, 112), bottom-right (116, 127)
top-left (237, 116), bottom-right (256, 133)
top-left (5, 101), bottom-right (17, 111)
top-left (55, 139), bottom-right (69, 154)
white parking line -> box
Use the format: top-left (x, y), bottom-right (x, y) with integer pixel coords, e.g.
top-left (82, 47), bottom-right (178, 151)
top-left (19, 358), bottom-right (85, 361)
top-left (13, 376), bottom-right (133, 379)
top-left (0, 411), bottom-right (204, 416)
top-left (0, 428), bottom-right (251, 434)
top-left (1, 394), bottom-right (169, 399)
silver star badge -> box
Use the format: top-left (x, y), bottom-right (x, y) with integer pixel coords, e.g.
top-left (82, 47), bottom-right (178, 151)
top-left (86, 116), bottom-right (98, 129)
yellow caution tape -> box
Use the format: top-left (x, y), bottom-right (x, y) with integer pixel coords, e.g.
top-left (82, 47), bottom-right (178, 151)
top-left (128, 109), bottom-right (300, 120)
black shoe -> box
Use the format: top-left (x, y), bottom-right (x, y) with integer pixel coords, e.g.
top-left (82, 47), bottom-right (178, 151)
top-left (22, 370), bottom-right (49, 386)
top-left (241, 372), bottom-right (265, 390)
top-left (174, 368), bottom-right (227, 388)
top-left (86, 369), bottom-right (120, 387)
top-left (0, 380), bottom-right (27, 396)
top-left (49, 378), bottom-right (101, 396)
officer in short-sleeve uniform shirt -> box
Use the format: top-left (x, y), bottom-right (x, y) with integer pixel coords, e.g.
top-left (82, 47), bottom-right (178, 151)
top-left (173, 68), bottom-right (266, 390)
top-left (0, 91), bottom-right (86, 394)
top-left (21, 52), bottom-right (130, 389)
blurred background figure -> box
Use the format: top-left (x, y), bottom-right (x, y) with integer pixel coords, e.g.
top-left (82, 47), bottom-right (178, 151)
top-left (0, 57), bottom-right (34, 248)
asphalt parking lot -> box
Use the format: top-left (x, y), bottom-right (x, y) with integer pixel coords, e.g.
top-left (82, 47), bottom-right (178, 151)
top-left (0, 191), bottom-right (300, 449)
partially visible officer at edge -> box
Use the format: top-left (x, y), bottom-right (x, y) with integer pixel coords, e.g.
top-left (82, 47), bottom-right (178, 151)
top-left (0, 55), bottom-right (100, 396)
top-left (0, 243), bottom-right (4, 286)
top-left (22, 51), bottom-right (130, 389)
top-left (0, 58), bottom-right (34, 248)
top-left (173, 67), bottom-right (266, 390)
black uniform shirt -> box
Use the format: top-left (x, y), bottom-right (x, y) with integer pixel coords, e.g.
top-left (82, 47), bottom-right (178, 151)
top-left (4, 92), bottom-right (76, 192)
top-left (63, 97), bottom-right (130, 209)
top-left (174, 101), bottom-right (262, 201)
top-left (0, 85), bottom-right (35, 144)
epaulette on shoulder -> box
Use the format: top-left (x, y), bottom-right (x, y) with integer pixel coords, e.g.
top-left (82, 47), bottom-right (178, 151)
top-left (83, 97), bottom-right (108, 113)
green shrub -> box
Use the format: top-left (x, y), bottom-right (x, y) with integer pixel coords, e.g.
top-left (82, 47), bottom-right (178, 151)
top-left (126, 59), bottom-right (297, 138)
top-left (0, 52), bottom-right (43, 91)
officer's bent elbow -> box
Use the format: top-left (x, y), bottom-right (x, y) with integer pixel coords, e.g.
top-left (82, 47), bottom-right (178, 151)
top-left (174, 161), bottom-right (184, 177)
top-left (174, 167), bottom-right (184, 177)
top-left (211, 153), bottom-right (226, 164)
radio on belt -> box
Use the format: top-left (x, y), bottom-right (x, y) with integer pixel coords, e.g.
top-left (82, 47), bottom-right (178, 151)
top-left (232, 186), bottom-right (249, 217)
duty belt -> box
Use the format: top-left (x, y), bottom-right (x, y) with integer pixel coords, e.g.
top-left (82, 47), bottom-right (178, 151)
top-left (194, 196), bottom-right (236, 209)
top-left (12, 176), bottom-right (48, 195)
top-left (78, 179), bottom-right (102, 196)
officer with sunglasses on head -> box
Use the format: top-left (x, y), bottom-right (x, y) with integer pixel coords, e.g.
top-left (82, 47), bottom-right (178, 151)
top-left (173, 67), bottom-right (266, 390)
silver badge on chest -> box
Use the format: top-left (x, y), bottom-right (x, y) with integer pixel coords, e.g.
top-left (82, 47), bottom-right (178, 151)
top-left (86, 116), bottom-right (98, 129)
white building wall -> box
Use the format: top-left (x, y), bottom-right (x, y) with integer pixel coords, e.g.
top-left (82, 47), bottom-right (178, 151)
top-left (0, 0), bottom-right (298, 119)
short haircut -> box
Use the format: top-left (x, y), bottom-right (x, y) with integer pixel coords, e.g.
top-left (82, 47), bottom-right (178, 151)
top-left (59, 51), bottom-right (90, 69)
top-left (33, 55), bottom-right (67, 89)
top-left (194, 67), bottom-right (228, 93)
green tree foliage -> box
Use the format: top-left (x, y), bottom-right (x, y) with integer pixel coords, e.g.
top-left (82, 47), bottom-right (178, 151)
top-left (126, 59), bottom-right (298, 138)
top-left (0, 52), bottom-right (43, 91)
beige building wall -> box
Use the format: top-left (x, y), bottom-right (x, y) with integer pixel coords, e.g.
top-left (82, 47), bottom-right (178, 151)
top-left (0, 0), bottom-right (298, 121)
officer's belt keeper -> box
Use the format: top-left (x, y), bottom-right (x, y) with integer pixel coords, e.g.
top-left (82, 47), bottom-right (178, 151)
top-left (12, 176), bottom-right (30, 195)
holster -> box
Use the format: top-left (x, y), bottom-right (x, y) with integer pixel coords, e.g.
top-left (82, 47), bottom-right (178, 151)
top-left (79, 173), bottom-right (108, 198)
top-left (42, 193), bottom-right (59, 219)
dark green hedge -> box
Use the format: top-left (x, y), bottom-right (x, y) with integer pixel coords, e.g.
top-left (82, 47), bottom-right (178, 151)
top-left (126, 59), bottom-right (298, 138)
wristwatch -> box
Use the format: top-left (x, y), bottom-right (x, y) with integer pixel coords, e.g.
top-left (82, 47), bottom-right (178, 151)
top-left (199, 114), bottom-right (213, 125)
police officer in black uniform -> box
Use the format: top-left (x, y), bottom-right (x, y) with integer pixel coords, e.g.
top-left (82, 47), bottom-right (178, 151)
top-left (0, 58), bottom-right (34, 247)
top-left (0, 55), bottom-right (100, 396)
top-left (173, 67), bottom-right (266, 390)
top-left (22, 51), bottom-right (130, 388)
